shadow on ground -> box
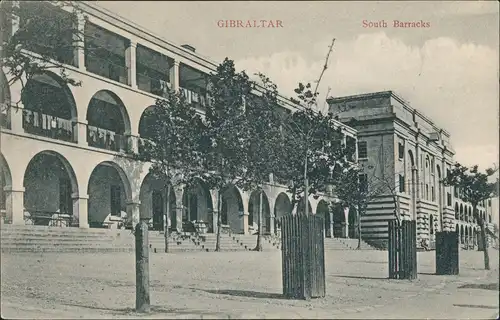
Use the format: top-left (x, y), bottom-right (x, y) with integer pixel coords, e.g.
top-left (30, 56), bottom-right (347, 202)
top-left (331, 275), bottom-right (388, 280)
top-left (453, 304), bottom-right (498, 310)
top-left (197, 288), bottom-right (288, 300)
top-left (458, 283), bottom-right (499, 291)
top-left (62, 303), bottom-right (225, 316)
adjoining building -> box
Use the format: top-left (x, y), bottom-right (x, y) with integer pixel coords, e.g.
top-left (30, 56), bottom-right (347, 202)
top-left (0, 2), bottom-right (356, 237)
top-left (327, 91), bottom-right (495, 249)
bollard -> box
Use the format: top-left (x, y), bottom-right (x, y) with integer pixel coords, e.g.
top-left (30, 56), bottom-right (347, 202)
top-left (135, 219), bottom-right (150, 313)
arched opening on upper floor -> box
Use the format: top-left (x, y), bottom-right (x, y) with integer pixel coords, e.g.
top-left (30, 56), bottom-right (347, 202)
top-left (182, 178), bottom-right (213, 232)
top-left (248, 190), bottom-right (270, 235)
top-left (454, 202), bottom-right (459, 220)
top-left (0, 153), bottom-right (12, 221)
top-left (21, 72), bottom-right (78, 142)
top-left (139, 173), bottom-right (176, 232)
top-left (459, 204), bottom-right (464, 221)
top-left (23, 151), bottom-right (78, 226)
top-left (87, 161), bottom-right (132, 228)
top-left (0, 70), bottom-right (11, 129)
top-left (316, 200), bottom-right (331, 237)
top-left (138, 105), bottom-right (160, 156)
top-left (86, 90), bottom-right (131, 152)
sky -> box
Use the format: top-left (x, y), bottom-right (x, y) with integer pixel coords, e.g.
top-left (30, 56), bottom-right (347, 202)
top-left (92, 1), bottom-right (499, 171)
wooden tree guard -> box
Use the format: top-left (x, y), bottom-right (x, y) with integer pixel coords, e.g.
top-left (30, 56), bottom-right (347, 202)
top-left (435, 231), bottom-right (459, 275)
top-left (388, 220), bottom-right (417, 280)
top-left (281, 214), bottom-right (326, 300)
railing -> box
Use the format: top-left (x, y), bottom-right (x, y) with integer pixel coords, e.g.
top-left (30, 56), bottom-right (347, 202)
top-left (85, 55), bottom-right (128, 85)
top-left (24, 210), bottom-right (75, 227)
top-left (180, 87), bottom-right (208, 108)
top-left (137, 73), bottom-right (169, 97)
top-left (87, 125), bottom-right (129, 153)
top-left (22, 110), bottom-right (76, 143)
top-left (138, 137), bottom-right (156, 156)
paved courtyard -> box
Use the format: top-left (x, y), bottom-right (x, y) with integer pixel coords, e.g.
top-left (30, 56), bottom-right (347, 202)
top-left (1, 248), bottom-right (498, 319)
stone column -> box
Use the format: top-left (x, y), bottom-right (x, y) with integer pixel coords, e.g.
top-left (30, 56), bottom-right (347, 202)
top-left (11, 1), bottom-right (20, 36)
top-left (126, 41), bottom-right (137, 89)
top-left (126, 135), bottom-right (139, 154)
top-left (343, 206), bottom-right (350, 238)
top-left (72, 193), bottom-right (89, 228)
top-left (127, 201), bottom-right (141, 227)
top-left (4, 187), bottom-right (24, 225)
top-left (9, 105), bottom-right (24, 134)
top-left (242, 211), bottom-right (249, 235)
top-left (74, 120), bottom-right (88, 145)
top-left (74, 12), bottom-right (86, 70)
top-left (169, 60), bottom-right (180, 92)
top-left (329, 211), bottom-right (334, 238)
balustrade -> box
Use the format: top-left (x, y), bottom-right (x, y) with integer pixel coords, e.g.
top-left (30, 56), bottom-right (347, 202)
top-left (22, 110), bottom-right (76, 142)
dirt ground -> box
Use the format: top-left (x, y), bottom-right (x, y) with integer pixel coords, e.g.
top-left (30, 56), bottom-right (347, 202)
top-left (1, 249), bottom-right (498, 319)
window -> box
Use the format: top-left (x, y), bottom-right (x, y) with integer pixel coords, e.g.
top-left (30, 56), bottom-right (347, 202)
top-left (399, 175), bottom-right (405, 193)
top-left (357, 141), bottom-right (368, 159)
top-left (447, 193), bottom-right (452, 206)
top-left (359, 174), bottom-right (368, 192)
top-left (431, 186), bottom-right (435, 202)
top-left (454, 187), bottom-right (458, 198)
top-left (110, 185), bottom-right (121, 216)
top-left (398, 142), bottom-right (404, 160)
top-left (488, 199), bottom-right (492, 207)
top-left (425, 184), bottom-right (429, 200)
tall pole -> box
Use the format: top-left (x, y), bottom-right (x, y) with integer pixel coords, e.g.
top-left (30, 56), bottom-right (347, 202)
top-left (304, 145), bottom-right (309, 216)
top-left (135, 218), bottom-right (150, 313)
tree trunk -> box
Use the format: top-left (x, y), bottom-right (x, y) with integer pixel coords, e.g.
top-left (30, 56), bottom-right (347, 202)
top-left (164, 185), bottom-right (170, 253)
top-left (215, 190), bottom-right (222, 252)
top-left (254, 191), bottom-right (263, 251)
top-left (356, 206), bottom-right (362, 250)
top-left (476, 205), bottom-right (490, 270)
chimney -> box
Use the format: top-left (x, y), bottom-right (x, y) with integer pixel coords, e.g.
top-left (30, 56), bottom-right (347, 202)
top-left (181, 44), bottom-right (196, 52)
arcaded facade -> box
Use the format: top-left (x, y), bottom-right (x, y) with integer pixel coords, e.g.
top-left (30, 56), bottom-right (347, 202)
top-left (0, 2), bottom-right (357, 237)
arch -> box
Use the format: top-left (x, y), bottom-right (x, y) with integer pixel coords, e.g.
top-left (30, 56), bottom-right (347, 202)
top-left (407, 150), bottom-right (415, 167)
top-left (22, 71), bottom-right (78, 120)
top-left (297, 197), bottom-right (313, 215)
top-left (139, 172), bottom-right (176, 231)
top-left (0, 69), bottom-right (11, 104)
top-left (86, 90), bottom-right (131, 135)
top-left (182, 178), bottom-right (214, 231)
top-left (274, 192), bottom-right (291, 234)
top-left (459, 203), bottom-right (464, 221)
top-left (0, 153), bottom-right (12, 213)
top-left (138, 105), bottom-right (159, 139)
top-left (220, 184), bottom-right (244, 233)
top-left (248, 190), bottom-right (271, 234)
top-left (87, 161), bottom-right (132, 227)
top-left (316, 200), bottom-right (331, 237)
top-left (23, 151), bottom-right (79, 225)
top-left (454, 202), bottom-right (459, 220)
top-left (460, 225), bottom-right (464, 244)
top-left (436, 165), bottom-right (441, 179)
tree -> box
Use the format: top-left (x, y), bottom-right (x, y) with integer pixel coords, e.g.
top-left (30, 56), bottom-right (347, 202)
top-left (1, 1), bottom-right (85, 106)
top-left (334, 142), bottom-right (407, 248)
top-left (196, 58), bottom-right (253, 252)
top-left (274, 84), bottom-right (349, 216)
top-left (442, 163), bottom-right (498, 270)
top-left (240, 73), bottom-right (284, 251)
top-left (137, 88), bottom-right (205, 253)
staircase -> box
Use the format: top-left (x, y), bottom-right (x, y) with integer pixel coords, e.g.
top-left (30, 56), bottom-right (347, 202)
top-left (324, 237), bottom-right (378, 250)
top-left (0, 225), bottom-right (135, 253)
